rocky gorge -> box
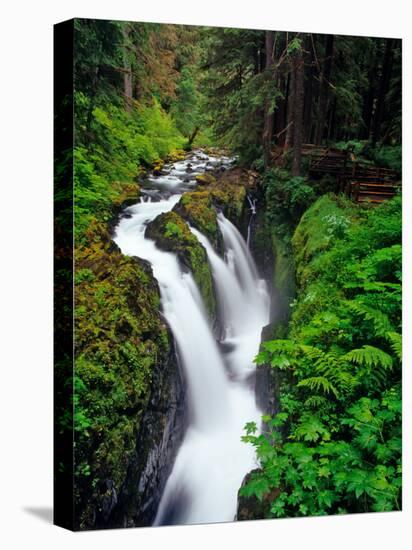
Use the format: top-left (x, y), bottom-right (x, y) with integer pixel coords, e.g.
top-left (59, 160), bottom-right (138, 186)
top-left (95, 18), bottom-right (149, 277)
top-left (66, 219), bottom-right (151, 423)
top-left (73, 149), bottom-right (287, 529)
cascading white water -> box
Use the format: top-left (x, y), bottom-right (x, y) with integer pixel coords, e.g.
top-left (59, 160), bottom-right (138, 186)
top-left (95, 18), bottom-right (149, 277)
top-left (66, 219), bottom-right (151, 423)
top-left (113, 195), bottom-right (229, 432)
top-left (192, 218), bottom-right (269, 382)
top-left (113, 151), bottom-right (270, 526)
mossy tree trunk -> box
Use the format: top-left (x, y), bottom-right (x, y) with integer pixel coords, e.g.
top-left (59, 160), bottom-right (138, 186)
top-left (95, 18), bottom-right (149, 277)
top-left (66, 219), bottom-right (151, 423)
top-left (122, 25), bottom-right (133, 112)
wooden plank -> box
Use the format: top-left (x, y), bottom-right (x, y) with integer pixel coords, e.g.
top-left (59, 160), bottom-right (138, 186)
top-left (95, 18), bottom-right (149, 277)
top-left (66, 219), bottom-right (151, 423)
top-left (357, 197), bottom-right (386, 203)
top-left (351, 182), bottom-right (400, 189)
top-left (358, 191), bottom-right (396, 196)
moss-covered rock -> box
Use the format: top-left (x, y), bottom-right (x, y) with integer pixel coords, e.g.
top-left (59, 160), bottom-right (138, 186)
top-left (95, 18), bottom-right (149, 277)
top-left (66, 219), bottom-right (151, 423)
top-left (173, 190), bottom-right (219, 246)
top-left (195, 172), bottom-right (216, 186)
top-left (167, 148), bottom-right (186, 162)
top-left (152, 159), bottom-right (164, 175)
top-left (173, 167), bottom-right (249, 247)
top-left (112, 182), bottom-right (140, 209)
top-left (271, 233), bottom-right (295, 304)
top-left (209, 181), bottom-right (246, 222)
top-left (292, 194), bottom-right (358, 289)
top-left (145, 211), bottom-right (216, 317)
top-left (74, 219), bottom-right (183, 529)
top-left (289, 194), bottom-right (360, 332)
top-left (237, 469), bottom-right (280, 521)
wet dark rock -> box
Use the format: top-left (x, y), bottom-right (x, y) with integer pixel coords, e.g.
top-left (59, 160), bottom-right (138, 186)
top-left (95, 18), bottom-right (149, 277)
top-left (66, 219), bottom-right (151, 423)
top-left (255, 323), bottom-right (282, 418)
top-left (112, 337), bottom-right (187, 527)
top-left (236, 469), bottom-right (280, 521)
top-left (96, 480), bottom-right (118, 526)
top-left (145, 211), bottom-right (217, 318)
top-left (75, 213), bottom-right (187, 530)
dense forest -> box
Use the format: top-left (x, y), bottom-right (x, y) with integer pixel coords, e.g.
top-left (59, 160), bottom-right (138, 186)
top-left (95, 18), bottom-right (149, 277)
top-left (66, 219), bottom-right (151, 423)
top-left (55, 18), bottom-right (401, 529)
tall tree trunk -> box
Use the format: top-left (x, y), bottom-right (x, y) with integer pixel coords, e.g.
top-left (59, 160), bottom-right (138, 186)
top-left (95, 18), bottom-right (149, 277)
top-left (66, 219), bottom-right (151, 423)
top-left (327, 96), bottom-right (337, 141)
top-left (255, 45), bottom-right (262, 75)
top-left (187, 126), bottom-right (200, 148)
top-left (284, 67), bottom-right (295, 152)
top-left (272, 34), bottom-right (286, 145)
top-left (122, 25), bottom-right (133, 112)
top-left (292, 42), bottom-right (304, 176)
top-left (372, 38), bottom-right (394, 145)
top-left (263, 31), bottom-right (275, 167)
top-left (361, 76), bottom-right (376, 140)
top-left (315, 34), bottom-right (334, 145)
top-left (274, 67), bottom-right (287, 144)
top-left (361, 46), bottom-right (377, 140)
top-left (303, 39), bottom-right (314, 143)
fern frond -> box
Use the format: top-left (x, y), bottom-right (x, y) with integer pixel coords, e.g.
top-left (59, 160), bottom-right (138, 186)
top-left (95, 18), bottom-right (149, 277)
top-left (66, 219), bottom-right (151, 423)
top-left (298, 344), bottom-right (357, 394)
top-left (297, 376), bottom-right (339, 397)
top-left (344, 345), bottom-right (393, 370)
top-left (262, 339), bottom-right (297, 353)
top-left (304, 395), bottom-right (329, 408)
top-left (386, 332), bottom-right (402, 361)
top-left (346, 300), bottom-right (393, 337)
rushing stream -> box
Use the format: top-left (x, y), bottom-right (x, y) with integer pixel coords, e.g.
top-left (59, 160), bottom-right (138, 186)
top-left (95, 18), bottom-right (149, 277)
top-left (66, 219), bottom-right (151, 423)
top-left (113, 150), bottom-right (270, 526)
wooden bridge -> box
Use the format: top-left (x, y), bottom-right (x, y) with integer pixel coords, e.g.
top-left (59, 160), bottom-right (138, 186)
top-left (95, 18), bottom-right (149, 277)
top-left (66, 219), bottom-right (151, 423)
top-left (302, 144), bottom-right (401, 204)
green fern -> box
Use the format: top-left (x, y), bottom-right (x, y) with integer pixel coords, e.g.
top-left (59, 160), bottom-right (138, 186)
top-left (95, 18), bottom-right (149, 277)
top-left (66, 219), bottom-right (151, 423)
top-left (346, 300), bottom-right (394, 337)
top-left (343, 345), bottom-right (393, 388)
top-left (298, 345), bottom-right (357, 395)
top-left (344, 345), bottom-right (393, 370)
top-left (298, 376), bottom-right (339, 397)
top-left (386, 332), bottom-right (402, 361)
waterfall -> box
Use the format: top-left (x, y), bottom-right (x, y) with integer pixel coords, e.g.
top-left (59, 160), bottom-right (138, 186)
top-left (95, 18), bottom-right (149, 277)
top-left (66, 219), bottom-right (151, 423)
top-left (246, 194), bottom-right (257, 248)
top-left (113, 151), bottom-right (270, 527)
top-left (191, 224), bottom-right (269, 381)
top-left (113, 195), bottom-right (229, 432)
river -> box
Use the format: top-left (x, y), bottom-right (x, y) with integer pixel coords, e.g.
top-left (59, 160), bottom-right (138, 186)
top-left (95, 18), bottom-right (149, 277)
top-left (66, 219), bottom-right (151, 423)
top-left (113, 150), bottom-right (269, 526)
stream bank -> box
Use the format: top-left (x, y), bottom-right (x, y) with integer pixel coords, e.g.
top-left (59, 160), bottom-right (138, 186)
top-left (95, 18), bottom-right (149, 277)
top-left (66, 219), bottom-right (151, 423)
top-left (74, 148), bottom-right (297, 529)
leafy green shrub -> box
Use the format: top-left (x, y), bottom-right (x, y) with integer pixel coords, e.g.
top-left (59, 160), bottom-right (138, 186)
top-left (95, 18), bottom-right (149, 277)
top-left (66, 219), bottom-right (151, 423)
top-left (264, 168), bottom-right (316, 240)
top-left (334, 140), bottom-right (401, 174)
top-left (73, 95), bottom-right (185, 244)
top-left (241, 386), bottom-right (401, 516)
top-left (334, 140), bottom-right (367, 156)
top-left (242, 194), bottom-right (402, 517)
top-left (366, 145), bottom-right (402, 174)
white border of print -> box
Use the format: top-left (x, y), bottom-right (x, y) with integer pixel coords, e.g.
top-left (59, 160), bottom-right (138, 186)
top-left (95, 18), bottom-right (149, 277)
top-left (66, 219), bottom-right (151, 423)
top-left (0, 1), bottom-right (409, 549)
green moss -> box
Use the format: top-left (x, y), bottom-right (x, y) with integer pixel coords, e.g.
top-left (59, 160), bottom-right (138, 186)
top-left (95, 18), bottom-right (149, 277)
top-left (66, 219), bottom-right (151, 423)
top-left (210, 182), bottom-right (246, 221)
top-left (112, 182), bottom-right (140, 208)
top-left (173, 169), bottom-right (248, 246)
top-left (145, 211), bottom-right (216, 316)
top-left (164, 221), bottom-right (185, 239)
top-left (195, 173), bottom-right (216, 186)
top-left (292, 194), bottom-right (360, 289)
top-left (174, 191), bottom-right (219, 245)
top-left (167, 148), bottom-right (186, 162)
top-left (74, 220), bottom-right (171, 526)
top-left (289, 193), bottom-right (401, 341)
